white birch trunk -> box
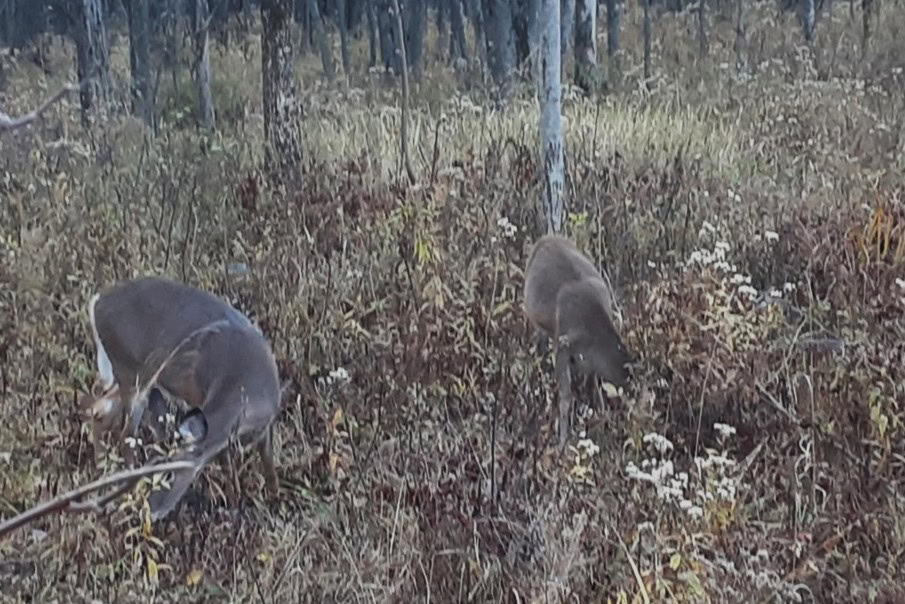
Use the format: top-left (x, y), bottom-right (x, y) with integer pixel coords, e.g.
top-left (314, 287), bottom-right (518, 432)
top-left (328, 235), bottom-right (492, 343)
top-left (539, 0), bottom-right (565, 233)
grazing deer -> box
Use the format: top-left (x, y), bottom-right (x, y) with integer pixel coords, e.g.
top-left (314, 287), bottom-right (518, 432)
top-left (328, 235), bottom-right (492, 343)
top-left (84, 276), bottom-right (281, 520)
top-left (523, 235), bottom-right (633, 447)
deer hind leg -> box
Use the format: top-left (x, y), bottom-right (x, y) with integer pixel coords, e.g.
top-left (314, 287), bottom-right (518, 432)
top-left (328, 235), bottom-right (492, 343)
top-left (554, 340), bottom-right (574, 449)
top-left (256, 424), bottom-right (279, 497)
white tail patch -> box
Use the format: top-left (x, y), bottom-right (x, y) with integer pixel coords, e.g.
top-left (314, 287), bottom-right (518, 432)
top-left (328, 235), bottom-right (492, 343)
top-left (88, 293), bottom-right (115, 390)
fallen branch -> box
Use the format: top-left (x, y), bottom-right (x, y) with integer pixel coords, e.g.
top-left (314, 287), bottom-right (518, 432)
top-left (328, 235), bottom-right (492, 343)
top-left (0, 460), bottom-right (195, 539)
top-left (0, 76), bottom-right (93, 134)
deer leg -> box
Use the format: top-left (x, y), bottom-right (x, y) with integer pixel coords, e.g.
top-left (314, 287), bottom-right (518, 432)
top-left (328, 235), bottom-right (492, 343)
top-left (555, 341), bottom-right (574, 449)
top-left (148, 462), bottom-right (201, 522)
top-left (257, 424), bottom-right (279, 497)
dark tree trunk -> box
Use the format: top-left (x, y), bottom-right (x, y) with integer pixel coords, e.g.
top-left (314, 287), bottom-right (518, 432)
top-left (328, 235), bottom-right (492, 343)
top-left (643, 0), bottom-right (651, 81)
top-left (436, 0), bottom-right (449, 59)
top-left (194, 0), bottom-right (215, 129)
top-left (125, 0), bottom-right (153, 127)
top-left (377, 1), bottom-right (401, 72)
top-left (366, 0), bottom-right (379, 67)
top-left (337, 0), bottom-right (351, 75)
top-left (560, 0), bottom-right (574, 58)
top-left (861, 0), bottom-right (872, 58)
top-left (308, 0), bottom-right (335, 80)
top-left (697, 0), bottom-right (708, 58)
top-left (72, 0), bottom-right (113, 123)
top-left (483, 0), bottom-right (515, 97)
top-left (448, 0), bottom-right (468, 60)
top-left (574, 0), bottom-right (596, 93)
top-left (605, 0), bottom-right (621, 87)
top-left (405, 0), bottom-right (426, 80)
top-left (261, 0), bottom-right (301, 176)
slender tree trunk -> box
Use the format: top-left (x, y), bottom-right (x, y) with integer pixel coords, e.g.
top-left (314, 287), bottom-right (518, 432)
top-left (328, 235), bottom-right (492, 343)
top-left (125, 0), bottom-right (153, 127)
top-left (406, 0), bottom-right (427, 80)
top-left (539, 0), bottom-right (564, 232)
top-left (449, 0), bottom-right (469, 60)
top-left (801, 0), bottom-right (815, 41)
top-left (377, 1), bottom-right (401, 72)
top-left (643, 0), bottom-right (651, 81)
top-left (605, 0), bottom-right (622, 89)
top-left (194, 0), bottom-right (215, 130)
top-left (860, 0), bottom-right (872, 58)
top-left (560, 0), bottom-right (574, 59)
top-left (308, 0), bottom-right (335, 80)
top-left (367, 0), bottom-right (379, 67)
top-left (574, 0), bottom-right (596, 93)
top-left (483, 0), bottom-right (515, 98)
top-left (436, 0), bottom-right (449, 60)
top-left (697, 0), bottom-right (708, 58)
top-left (467, 0), bottom-right (486, 66)
top-left (73, 0), bottom-right (113, 123)
top-left (261, 0), bottom-right (302, 176)
top-left (390, 0), bottom-right (416, 183)
top-left (337, 0), bottom-right (351, 75)
top-left (733, 0), bottom-right (745, 74)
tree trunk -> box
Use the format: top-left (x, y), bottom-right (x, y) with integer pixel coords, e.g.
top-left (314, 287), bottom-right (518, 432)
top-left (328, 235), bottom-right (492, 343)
top-left (861, 0), bottom-right (872, 58)
top-left (605, 0), bottom-right (622, 89)
top-left (643, 0), bottom-right (651, 81)
top-left (483, 0), bottom-right (516, 98)
top-left (801, 0), bottom-right (815, 41)
top-left (436, 0), bottom-right (449, 60)
top-left (697, 0), bottom-right (708, 58)
top-left (390, 0), bottom-right (416, 182)
top-left (449, 0), bottom-right (469, 60)
top-left (539, 0), bottom-right (564, 233)
top-left (377, 1), bottom-right (401, 72)
top-left (406, 0), bottom-right (426, 80)
top-left (194, 0), bottom-right (215, 130)
top-left (73, 0), bottom-right (113, 123)
top-left (337, 0), bottom-right (351, 75)
top-left (467, 0), bottom-right (486, 66)
top-left (574, 0), bottom-right (596, 93)
top-left (261, 0), bottom-right (302, 177)
top-left (367, 0), bottom-right (379, 67)
top-left (560, 0), bottom-right (574, 58)
top-left (308, 0), bottom-right (335, 80)
top-left (125, 0), bottom-right (153, 127)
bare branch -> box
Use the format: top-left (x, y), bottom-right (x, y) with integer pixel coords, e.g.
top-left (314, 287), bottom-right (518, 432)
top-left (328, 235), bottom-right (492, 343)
top-left (0, 460), bottom-right (195, 539)
top-left (0, 76), bottom-right (94, 134)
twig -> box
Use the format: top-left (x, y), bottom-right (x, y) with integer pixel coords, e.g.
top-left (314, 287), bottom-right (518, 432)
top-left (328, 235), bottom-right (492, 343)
top-left (0, 460), bottom-right (195, 538)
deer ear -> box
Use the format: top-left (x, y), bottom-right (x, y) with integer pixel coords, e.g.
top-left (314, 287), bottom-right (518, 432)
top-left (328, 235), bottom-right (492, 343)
top-left (177, 408), bottom-right (208, 444)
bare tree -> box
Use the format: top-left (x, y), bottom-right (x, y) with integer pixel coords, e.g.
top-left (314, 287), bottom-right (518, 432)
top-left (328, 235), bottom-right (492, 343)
top-left (861, 0), bottom-right (872, 58)
top-left (194, 0), bottom-right (216, 130)
top-left (337, 0), bottom-right (351, 76)
top-left (642, 0), bottom-right (651, 82)
top-left (261, 0), bottom-right (302, 175)
top-left (308, 0), bottom-right (335, 80)
top-left (696, 0), bottom-right (708, 58)
top-left (449, 0), bottom-right (469, 61)
top-left (574, 0), bottom-right (596, 93)
top-left (366, 0), bottom-right (379, 68)
top-left (539, 0), bottom-right (564, 232)
top-left (390, 0), bottom-right (416, 183)
top-left (606, 0), bottom-right (622, 88)
top-left (72, 0), bottom-right (112, 123)
top-left (560, 0), bottom-right (574, 58)
top-left (801, 0), bottom-right (815, 41)
top-left (124, 0), bottom-right (152, 127)
top-left (405, 0), bottom-right (427, 80)
top-left (483, 0), bottom-right (516, 99)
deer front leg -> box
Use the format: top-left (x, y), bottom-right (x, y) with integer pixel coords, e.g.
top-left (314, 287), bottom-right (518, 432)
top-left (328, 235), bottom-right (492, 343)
top-left (555, 338), bottom-right (574, 449)
top-left (257, 424), bottom-right (279, 497)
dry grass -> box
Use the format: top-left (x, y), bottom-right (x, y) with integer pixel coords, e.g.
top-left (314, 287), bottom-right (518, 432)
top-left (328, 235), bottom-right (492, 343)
top-left (1, 3), bottom-right (904, 602)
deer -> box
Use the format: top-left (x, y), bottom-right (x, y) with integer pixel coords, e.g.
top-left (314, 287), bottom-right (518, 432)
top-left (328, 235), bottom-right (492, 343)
top-left (523, 234), bottom-right (633, 448)
top-left (83, 275), bottom-right (281, 521)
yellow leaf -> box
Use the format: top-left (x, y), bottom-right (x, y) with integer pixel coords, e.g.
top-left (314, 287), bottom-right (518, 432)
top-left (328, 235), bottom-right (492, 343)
top-left (669, 553), bottom-right (682, 571)
top-left (186, 569), bottom-right (203, 586)
top-left (256, 551), bottom-right (272, 564)
top-left (331, 408), bottom-right (345, 431)
top-left (146, 557), bottom-right (159, 584)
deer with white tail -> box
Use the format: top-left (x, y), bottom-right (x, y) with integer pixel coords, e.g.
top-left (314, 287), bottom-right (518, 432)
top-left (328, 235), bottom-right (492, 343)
top-left (523, 235), bottom-right (633, 448)
top-left (83, 276), bottom-right (281, 521)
